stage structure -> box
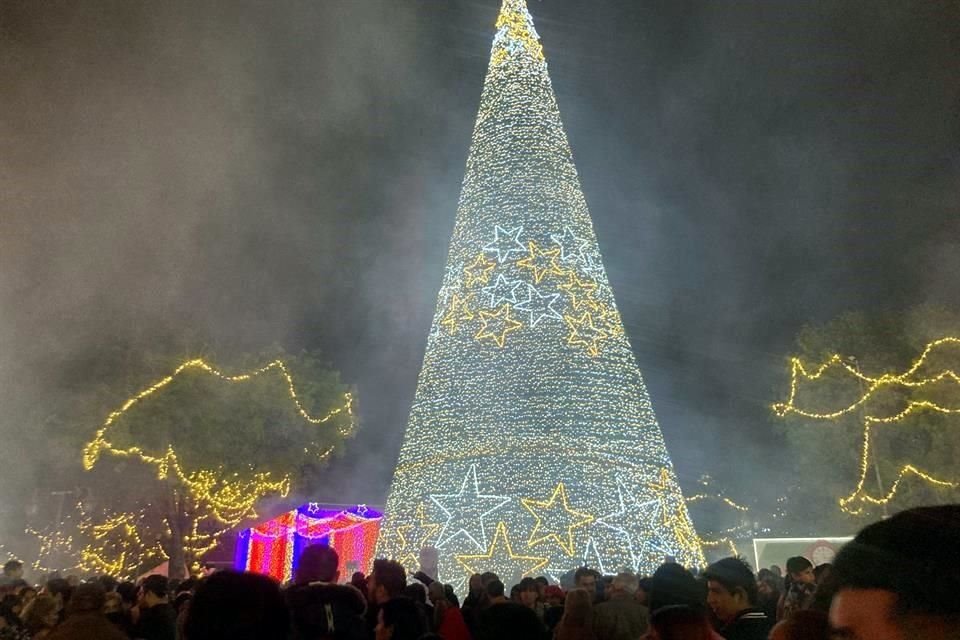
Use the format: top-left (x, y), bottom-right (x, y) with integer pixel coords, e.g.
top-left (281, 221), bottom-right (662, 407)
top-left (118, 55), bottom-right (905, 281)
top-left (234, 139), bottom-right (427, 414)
top-left (378, 0), bottom-right (704, 587)
top-left (236, 504), bottom-right (382, 583)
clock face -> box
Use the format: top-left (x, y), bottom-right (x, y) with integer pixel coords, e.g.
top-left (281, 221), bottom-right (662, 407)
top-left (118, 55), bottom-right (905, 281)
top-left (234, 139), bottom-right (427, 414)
top-left (810, 543), bottom-right (836, 566)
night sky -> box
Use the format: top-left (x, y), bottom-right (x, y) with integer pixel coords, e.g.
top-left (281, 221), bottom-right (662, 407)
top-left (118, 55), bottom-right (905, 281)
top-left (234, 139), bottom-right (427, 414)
top-left (2, 1), bottom-right (959, 518)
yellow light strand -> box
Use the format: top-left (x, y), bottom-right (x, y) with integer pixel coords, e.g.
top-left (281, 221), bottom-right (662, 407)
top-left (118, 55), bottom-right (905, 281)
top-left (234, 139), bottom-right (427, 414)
top-left (520, 482), bottom-right (594, 556)
top-left (474, 303), bottom-right (524, 348)
top-left (773, 337), bottom-right (960, 513)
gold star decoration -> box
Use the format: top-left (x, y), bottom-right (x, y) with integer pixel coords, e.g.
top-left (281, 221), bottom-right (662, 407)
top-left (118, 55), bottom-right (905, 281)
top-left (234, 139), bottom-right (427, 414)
top-left (464, 254), bottom-right (497, 288)
top-left (648, 468), bottom-right (704, 566)
top-left (516, 241), bottom-right (566, 284)
top-left (455, 521), bottom-right (548, 579)
top-left (475, 304), bottom-right (523, 348)
top-left (557, 271), bottom-right (599, 311)
top-left (564, 312), bottom-right (609, 357)
top-left (396, 503), bottom-right (441, 554)
top-left (440, 293), bottom-right (476, 335)
top-left (593, 302), bottom-right (625, 337)
top-left (521, 482), bottom-right (594, 556)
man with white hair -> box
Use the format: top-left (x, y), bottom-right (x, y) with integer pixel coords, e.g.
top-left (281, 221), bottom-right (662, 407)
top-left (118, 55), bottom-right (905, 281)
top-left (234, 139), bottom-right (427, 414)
top-left (592, 572), bottom-right (649, 640)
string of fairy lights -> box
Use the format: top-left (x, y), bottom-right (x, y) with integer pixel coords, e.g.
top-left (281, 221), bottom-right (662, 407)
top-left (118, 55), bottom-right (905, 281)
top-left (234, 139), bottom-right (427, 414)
top-left (379, 0), bottom-right (703, 590)
top-left (773, 337), bottom-right (960, 515)
top-left (18, 358), bottom-right (354, 578)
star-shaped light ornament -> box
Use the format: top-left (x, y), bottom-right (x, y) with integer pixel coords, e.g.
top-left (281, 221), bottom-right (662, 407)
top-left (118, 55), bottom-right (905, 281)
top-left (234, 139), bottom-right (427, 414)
top-left (557, 271), bottom-right (599, 312)
top-left (596, 478), bottom-right (667, 572)
top-left (514, 283), bottom-right (564, 327)
top-left (564, 312), bottom-right (609, 357)
top-left (464, 254), bottom-right (497, 287)
top-left (482, 274), bottom-right (523, 308)
top-left (307, 502), bottom-right (320, 515)
top-left (483, 225), bottom-right (527, 263)
top-left (648, 468), bottom-right (705, 567)
top-left (594, 302), bottom-right (625, 337)
top-left (396, 502), bottom-right (442, 557)
top-left (438, 261), bottom-right (464, 306)
top-left (441, 293), bottom-right (476, 335)
top-left (455, 521), bottom-right (548, 585)
top-left (475, 304), bottom-right (524, 348)
top-left (521, 482), bottom-right (594, 556)
top-left (516, 241), bottom-right (566, 284)
top-left (430, 465), bottom-right (511, 550)
top-left (581, 537), bottom-right (607, 575)
top-left (356, 504), bottom-right (369, 516)
top-left (550, 226), bottom-right (590, 264)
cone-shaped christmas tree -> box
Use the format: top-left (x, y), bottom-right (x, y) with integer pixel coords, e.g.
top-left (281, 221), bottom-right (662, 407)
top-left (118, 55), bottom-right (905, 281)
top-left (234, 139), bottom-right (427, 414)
top-left (379, 0), bottom-right (703, 587)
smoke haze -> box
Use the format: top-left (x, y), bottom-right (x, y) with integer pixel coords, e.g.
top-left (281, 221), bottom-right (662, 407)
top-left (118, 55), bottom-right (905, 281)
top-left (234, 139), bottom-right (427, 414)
top-left (2, 1), bottom-right (959, 532)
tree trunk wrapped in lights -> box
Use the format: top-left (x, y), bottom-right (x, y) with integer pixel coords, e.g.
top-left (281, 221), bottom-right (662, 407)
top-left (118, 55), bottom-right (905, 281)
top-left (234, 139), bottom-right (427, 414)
top-left (378, 0), bottom-right (703, 588)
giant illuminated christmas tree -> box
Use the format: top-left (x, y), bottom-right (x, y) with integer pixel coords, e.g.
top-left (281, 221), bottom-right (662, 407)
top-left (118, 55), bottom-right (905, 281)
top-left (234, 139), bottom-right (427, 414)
top-left (378, 0), bottom-right (703, 587)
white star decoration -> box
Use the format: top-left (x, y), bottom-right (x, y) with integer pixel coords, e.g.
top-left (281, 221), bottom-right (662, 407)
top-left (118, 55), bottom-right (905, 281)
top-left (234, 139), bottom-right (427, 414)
top-left (307, 502), bottom-right (320, 515)
top-left (482, 274), bottom-right (523, 308)
top-left (582, 537), bottom-right (606, 575)
top-left (514, 283), bottom-right (563, 327)
top-left (595, 480), bottom-right (641, 570)
top-left (549, 226), bottom-right (589, 264)
top-left (430, 464), bottom-right (511, 550)
top-left (483, 225), bottom-right (527, 263)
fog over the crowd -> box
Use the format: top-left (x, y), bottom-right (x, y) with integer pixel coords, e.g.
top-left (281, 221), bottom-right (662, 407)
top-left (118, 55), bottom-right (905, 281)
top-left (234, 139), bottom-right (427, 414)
top-left (2, 1), bottom-right (958, 532)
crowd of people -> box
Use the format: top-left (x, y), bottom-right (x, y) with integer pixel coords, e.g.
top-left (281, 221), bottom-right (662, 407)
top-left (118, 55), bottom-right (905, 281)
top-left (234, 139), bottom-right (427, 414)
top-left (0, 505), bottom-right (955, 640)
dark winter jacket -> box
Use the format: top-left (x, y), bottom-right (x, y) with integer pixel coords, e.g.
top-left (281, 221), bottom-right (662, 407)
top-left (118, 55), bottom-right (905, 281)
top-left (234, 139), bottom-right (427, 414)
top-left (286, 581), bottom-right (368, 640)
top-left (46, 612), bottom-right (129, 640)
top-left (718, 608), bottom-right (773, 640)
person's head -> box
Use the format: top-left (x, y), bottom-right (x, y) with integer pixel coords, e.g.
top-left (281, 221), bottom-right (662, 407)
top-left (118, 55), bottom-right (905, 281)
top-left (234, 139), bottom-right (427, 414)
top-left (3, 561), bottom-right (22, 580)
top-left (813, 563), bottom-right (833, 585)
top-left (183, 570), bottom-right (288, 640)
top-left (403, 582), bottom-right (427, 605)
top-left (294, 543), bottom-right (339, 585)
top-left (367, 559), bottom-right (406, 605)
top-left (44, 576), bottom-right (71, 610)
top-left (22, 594), bottom-right (59, 632)
top-left (486, 579), bottom-right (505, 601)
top-left (518, 577), bottom-right (538, 607)
top-left (632, 577), bottom-right (649, 605)
top-left (140, 574), bottom-right (169, 607)
top-left (375, 596), bottom-right (424, 640)
top-left (608, 572), bottom-right (638, 599)
top-left (545, 585), bottom-right (565, 607)
top-left (703, 557), bottom-right (758, 624)
top-left (116, 581), bottom-right (137, 607)
top-left (468, 573), bottom-right (483, 595)
top-left (757, 569), bottom-right (780, 599)
top-left (786, 556), bottom-right (815, 586)
top-left (649, 604), bottom-right (715, 640)
top-left (769, 609), bottom-right (829, 640)
top-left (770, 565), bottom-right (782, 577)
top-left (560, 588), bottom-right (593, 627)
top-left (534, 576), bottom-right (548, 600)
top-left (509, 584), bottom-right (522, 603)
top-left (427, 581), bottom-right (445, 605)
top-left (829, 505), bottom-right (960, 640)
top-left (480, 571), bottom-right (499, 587)
top-left (104, 591), bottom-right (124, 615)
top-left (574, 567), bottom-right (596, 593)
top-left (97, 575), bottom-right (118, 593)
top-left (177, 577), bottom-right (198, 594)
top-left (66, 582), bottom-right (106, 616)
top-left (649, 563), bottom-right (705, 613)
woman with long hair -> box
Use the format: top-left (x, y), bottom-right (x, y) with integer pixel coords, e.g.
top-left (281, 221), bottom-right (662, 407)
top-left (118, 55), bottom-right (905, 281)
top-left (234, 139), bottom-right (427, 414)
top-left (554, 588), bottom-right (595, 640)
